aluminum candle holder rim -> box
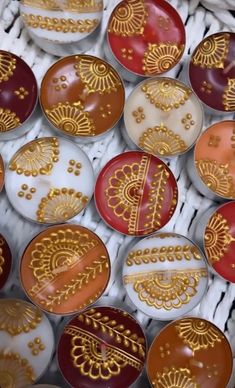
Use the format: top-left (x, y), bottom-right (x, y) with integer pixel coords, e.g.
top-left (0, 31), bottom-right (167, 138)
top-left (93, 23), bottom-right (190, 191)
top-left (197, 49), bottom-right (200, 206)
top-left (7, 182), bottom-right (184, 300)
top-left (0, 155), bottom-right (5, 192)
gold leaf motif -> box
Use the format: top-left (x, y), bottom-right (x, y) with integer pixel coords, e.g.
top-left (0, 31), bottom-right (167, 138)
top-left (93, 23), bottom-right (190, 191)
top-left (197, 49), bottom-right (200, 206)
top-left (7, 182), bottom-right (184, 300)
top-left (152, 366), bottom-right (198, 388)
top-left (192, 33), bottom-right (230, 69)
top-left (0, 247), bottom-right (4, 276)
top-left (0, 107), bottom-right (20, 132)
top-left (222, 78), bottom-right (235, 112)
top-left (0, 52), bottom-right (16, 83)
top-left (0, 351), bottom-right (35, 387)
top-left (21, 0), bottom-right (103, 12)
top-left (142, 43), bottom-right (184, 75)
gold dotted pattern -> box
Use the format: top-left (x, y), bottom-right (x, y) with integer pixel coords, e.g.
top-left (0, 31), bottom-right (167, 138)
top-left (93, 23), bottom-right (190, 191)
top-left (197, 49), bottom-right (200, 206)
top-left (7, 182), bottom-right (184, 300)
top-left (28, 337), bottom-right (45, 356)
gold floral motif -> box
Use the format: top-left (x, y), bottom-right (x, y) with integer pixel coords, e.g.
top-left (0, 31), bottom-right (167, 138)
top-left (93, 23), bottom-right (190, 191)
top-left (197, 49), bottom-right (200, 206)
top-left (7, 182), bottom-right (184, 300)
top-left (181, 113), bottom-right (195, 130)
top-left (176, 318), bottom-right (223, 354)
top-left (45, 102), bottom-right (95, 136)
top-left (28, 337), bottom-right (45, 356)
top-left (159, 343), bottom-right (171, 358)
top-left (0, 52), bottom-right (16, 83)
top-left (157, 16), bottom-right (171, 31)
top-left (204, 212), bottom-right (235, 263)
top-left (14, 87), bottom-right (29, 100)
top-left (192, 33), bottom-right (230, 69)
top-left (208, 135), bottom-right (221, 147)
top-left (0, 351), bottom-right (35, 387)
top-left (108, 0), bottom-right (147, 37)
top-left (22, 14), bottom-right (99, 33)
top-left (0, 299), bottom-right (42, 336)
top-left (141, 79), bottom-right (191, 112)
top-left (200, 80), bottom-right (213, 94)
top-left (21, 0), bottom-right (103, 12)
top-left (67, 159), bottom-right (82, 175)
top-left (142, 43), bottom-right (184, 75)
top-left (18, 184), bottom-right (36, 200)
top-left (99, 104), bottom-right (112, 118)
top-left (222, 78), bottom-right (235, 111)
top-left (138, 124), bottom-right (187, 156)
top-left (132, 107), bottom-right (145, 123)
top-left (152, 367), bottom-right (198, 388)
top-left (52, 75), bottom-right (68, 91)
top-left (124, 268), bottom-right (207, 310)
top-left (74, 56), bottom-right (121, 94)
top-left (195, 159), bottom-right (235, 198)
top-left (0, 248), bottom-right (4, 276)
top-left (0, 107), bottom-right (20, 132)
top-left (121, 48), bottom-right (133, 60)
top-left (9, 137), bottom-right (59, 176)
top-left (78, 308), bottom-right (146, 358)
top-left (36, 188), bottom-right (89, 223)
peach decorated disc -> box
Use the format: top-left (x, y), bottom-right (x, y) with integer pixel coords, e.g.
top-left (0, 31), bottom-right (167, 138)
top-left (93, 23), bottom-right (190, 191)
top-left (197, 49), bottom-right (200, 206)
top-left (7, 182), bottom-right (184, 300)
top-left (20, 224), bottom-right (110, 315)
top-left (0, 233), bottom-right (12, 290)
top-left (0, 155), bottom-right (4, 192)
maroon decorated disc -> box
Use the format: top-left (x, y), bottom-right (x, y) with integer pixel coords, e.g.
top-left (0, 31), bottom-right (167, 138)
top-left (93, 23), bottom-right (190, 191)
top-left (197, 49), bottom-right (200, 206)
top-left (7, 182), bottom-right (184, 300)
top-left (0, 155), bottom-right (4, 192)
top-left (0, 50), bottom-right (38, 132)
top-left (57, 306), bottom-right (147, 388)
top-left (189, 32), bottom-right (235, 112)
top-left (0, 233), bottom-right (12, 289)
top-left (95, 151), bottom-right (178, 236)
top-left (107, 0), bottom-right (185, 77)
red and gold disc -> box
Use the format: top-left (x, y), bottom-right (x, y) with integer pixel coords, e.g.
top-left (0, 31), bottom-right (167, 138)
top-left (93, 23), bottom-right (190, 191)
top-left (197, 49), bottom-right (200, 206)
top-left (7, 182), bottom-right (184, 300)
top-left (0, 233), bottom-right (12, 290)
top-left (0, 155), bottom-right (4, 192)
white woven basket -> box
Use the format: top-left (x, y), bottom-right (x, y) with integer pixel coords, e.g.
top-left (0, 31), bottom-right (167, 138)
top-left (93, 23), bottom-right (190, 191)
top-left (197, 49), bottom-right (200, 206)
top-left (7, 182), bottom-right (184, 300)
top-left (0, 1), bottom-right (235, 386)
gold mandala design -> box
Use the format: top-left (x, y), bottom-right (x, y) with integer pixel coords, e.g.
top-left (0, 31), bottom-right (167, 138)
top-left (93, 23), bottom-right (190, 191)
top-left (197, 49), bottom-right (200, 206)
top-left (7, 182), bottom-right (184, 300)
top-left (192, 33), bottom-right (230, 69)
top-left (108, 0), bottom-right (147, 37)
top-left (141, 80), bottom-right (191, 112)
top-left (142, 43), bottom-right (184, 76)
top-left (138, 124), bottom-right (187, 156)
top-left (9, 137), bottom-right (60, 176)
top-left (0, 351), bottom-right (35, 387)
top-left (0, 247), bottom-right (4, 275)
top-left (176, 318), bottom-right (223, 354)
top-left (0, 52), bottom-right (16, 83)
top-left (0, 299), bottom-right (42, 336)
top-left (222, 79), bottom-right (235, 111)
top-left (195, 159), bottom-right (235, 198)
top-left (204, 212), bottom-right (235, 263)
top-left (0, 107), bottom-right (20, 132)
top-left (152, 367), bottom-right (198, 388)
top-left (75, 56), bottom-right (121, 94)
top-left (45, 102), bottom-right (95, 136)
top-left (36, 188), bottom-right (89, 223)
top-left (21, 0), bottom-right (103, 12)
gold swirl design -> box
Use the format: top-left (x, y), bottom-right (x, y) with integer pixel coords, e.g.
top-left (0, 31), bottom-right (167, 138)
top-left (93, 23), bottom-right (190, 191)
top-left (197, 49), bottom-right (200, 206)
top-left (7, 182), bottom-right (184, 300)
top-left (0, 52), bottom-right (16, 83)
top-left (45, 102), bottom-right (95, 136)
top-left (0, 107), bottom-right (20, 132)
top-left (138, 124), bottom-right (187, 156)
top-left (108, 0), bottom-right (147, 37)
top-left (142, 43), bottom-right (184, 76)
top-left (9, 137), bottom-right (60, 176)
top-left (37, 188), bottom-right (89, 223)
top-left (0, 351), bottom-right (35, 387)
top-left (204, 212), bottom-right (235, 263)
top-left (152, 367), bottom-right (198, 388)
top-left (141, 79), bottom-right (191, 112)
top-left (0, 299), bottom-right (42, 336)
top-left (195, 159), bottom-right (235, 198)
top-left (176, 318), bottom-right (223, 354)
top-left (0, 247), bottom-right (4, 276)
top-left (192, 33), bottom-right (230, 69)
top-left (222, 78), bottom-right (235, 112)
top-left (21, 0), bottom-right (103, 12)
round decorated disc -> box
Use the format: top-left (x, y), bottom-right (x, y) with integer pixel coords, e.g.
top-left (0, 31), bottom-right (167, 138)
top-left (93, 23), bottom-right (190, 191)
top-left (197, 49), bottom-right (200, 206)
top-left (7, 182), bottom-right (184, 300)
top-left (0, 155), bottom-right (4, 192)
top-left (5, 137), bottom-right (94, 224)
top-left (0, 50), bottom-right (37, 133)
top-left (194, 120), bottom-right (235, 200)
top-left (57, 306), bottom-right (147, 388)
top-left (20, 224), bottom-right (110, 315)
top-left (0, 233), bottom-right (12, 290)
top-left (123, 233), bottom-right (208, 320)
top-left (40, 55), bottom-right (125, 139)
top-left (189, 32), bottom-right (235, 112)
top-left (0, 298), bottom-right (54, 387)
top-left (95, 151), bottom-right (178, 236)
top-left (147, 317), bottom-right (233, 388)
top-left (107, 0), bottom-right (185, 77)
top-left (124, 77), bottom-right (203, 157)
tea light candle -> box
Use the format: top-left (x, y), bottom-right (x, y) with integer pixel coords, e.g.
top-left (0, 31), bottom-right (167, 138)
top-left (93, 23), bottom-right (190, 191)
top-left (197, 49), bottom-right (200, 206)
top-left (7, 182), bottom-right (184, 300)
top-left (95, 151), bottom-right (178, 236)
top-left (57, 306), bottom-right (147, 387)
top-left (189, 32), bottom-right (235, 113)
top-left (187, 120), bottom-right (235, 200)
top-left (40, 55), bottom-right (125, 142)
top-left (147, 317), bottom-right (233, 387)
top-left (0, 233), bottom-right (12, 290)
top-left (5, 136), bottom-right (94, 224)
top-left (20, 0), bottom-right (103, 56)
top-left (105, 0), bottom-right (185, 82)
top-left (123, 232), bottom-right (208, 320)
top-left (124, 77), bottom-right (203, 158)
top-left (0, 298), bottom-right (54, 386)
top-left (0, 155), bottom-right (4, 192)
top-left (0, 50), bottom-right (38, 141)
top-left (20, 224), bottom-right (110, 315)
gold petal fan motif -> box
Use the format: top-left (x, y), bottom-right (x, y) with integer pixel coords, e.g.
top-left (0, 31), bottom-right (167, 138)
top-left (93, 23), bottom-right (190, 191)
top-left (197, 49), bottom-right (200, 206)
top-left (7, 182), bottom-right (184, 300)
top-left (142, 43), bottom-right (184, 76)
top-left (192, 33), bottom-right (230, 69)
top-left (0, 108), bottom-right (20, 132)
top-left (223, 79), bottom-right (235, 111)
top-left (152, 367), bottom-right (198, 388)
top-left (0, 52), bottom-right (16, 83)
top-left (0, 351), bottom-right (35, 387)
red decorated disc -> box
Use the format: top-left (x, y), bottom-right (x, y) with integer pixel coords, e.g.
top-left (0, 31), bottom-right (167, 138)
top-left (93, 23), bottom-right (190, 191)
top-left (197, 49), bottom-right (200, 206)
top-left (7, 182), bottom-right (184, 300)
top-left (189, 32), bottom-right (235, 112)
top-left (95, 151), bottom-right (178, 236)
top-left (0, 233), bottom-right (12, 289)
top-left (0, 50), bottom-right (38, 132)
top-left (107, 0), bottom-right (185, 77)
top-left (57, 306), bottom-right (147, 388)
top-left (0, 155), bottom-right (4, 192)
top-left (204, 202), bottom-right (235, 283)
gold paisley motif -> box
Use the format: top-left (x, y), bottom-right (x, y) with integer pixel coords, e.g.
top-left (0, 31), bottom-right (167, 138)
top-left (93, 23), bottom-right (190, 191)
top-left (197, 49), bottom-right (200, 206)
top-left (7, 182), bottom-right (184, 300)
top-left (0, 351), bottom-right (35, 387)
top-left (222, 78), bottom-right (235, 111)
top-left (152, 367), bottom-right (198, 388)
top-left (0, 52), bottom-right (16, 83)
top-left (192, 33), bottom-right (230, 69)
top-left (195, 159), bottom-right (235, 198)
top-left (141, 79), bottom-right (191, 112)
top-left (37, 187), bottom-right (89, 223)
top-left (9, 137), bottom-right (60, 177)
top-left (21, 0), bottom-right (103, 12)
top-left (108, 0), bottom-right (147, 37)
top-left (142, 43), bottom-right (184, 76)
top-left (138, 124), bottom-right (188, 156)
top-left (0, 299), bottom-right (42, 336)
top-left (0, 107), bottom-right (20, 132)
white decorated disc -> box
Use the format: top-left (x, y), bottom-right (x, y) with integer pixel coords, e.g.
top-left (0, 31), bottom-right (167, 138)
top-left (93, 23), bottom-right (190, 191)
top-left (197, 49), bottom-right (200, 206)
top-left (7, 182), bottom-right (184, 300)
top-left (123, 233), bottom-right (208, 320)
